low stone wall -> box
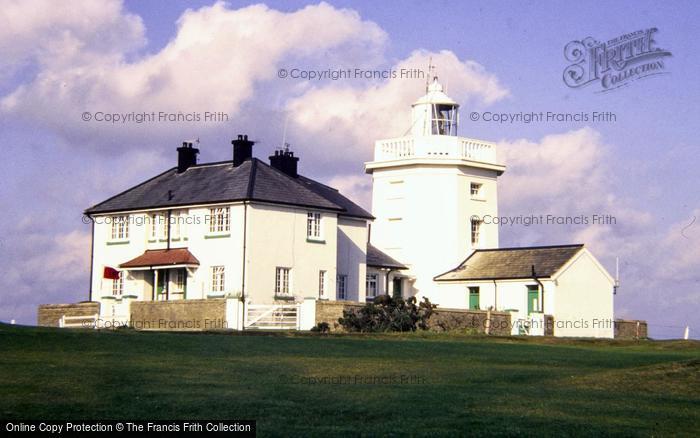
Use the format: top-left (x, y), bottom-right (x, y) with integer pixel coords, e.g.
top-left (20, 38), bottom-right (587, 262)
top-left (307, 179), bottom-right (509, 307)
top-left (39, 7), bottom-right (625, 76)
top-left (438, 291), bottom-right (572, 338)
top-left (37, 302), bottom-right (100, 327)
top-left (315, 300), bottom-right (512, 335)
top-left (614, 319), bottom-right (648, 339)
top-left (129, 299), bottom-right (227, 331)
top-left (315, 300), bottom-right (364, 331)
top-left (427, 308), bottom-right (512, 336)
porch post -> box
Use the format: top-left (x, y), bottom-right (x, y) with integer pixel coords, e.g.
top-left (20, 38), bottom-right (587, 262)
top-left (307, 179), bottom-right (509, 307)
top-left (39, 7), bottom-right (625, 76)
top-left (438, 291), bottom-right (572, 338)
top-left (153, 269), bottom-right (158, 301)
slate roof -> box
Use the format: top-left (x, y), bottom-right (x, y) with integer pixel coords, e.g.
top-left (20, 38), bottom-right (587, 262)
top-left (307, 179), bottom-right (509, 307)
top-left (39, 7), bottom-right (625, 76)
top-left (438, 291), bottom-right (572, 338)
top-left (85, 159), bottom-right (373, 219)
top-left (434, 244), bottom-right (584, 281)
top-left (120, 248), bottom-right (200, 269)
top-left (367, 243), bottom-right (408, 270)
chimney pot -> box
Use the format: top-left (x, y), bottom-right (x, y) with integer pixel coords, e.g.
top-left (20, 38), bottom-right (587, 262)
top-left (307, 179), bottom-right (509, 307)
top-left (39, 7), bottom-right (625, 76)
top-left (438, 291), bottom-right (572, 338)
top-left (176, 141), bottom-right (199, 173)
top-left (269, 145), bottom-right (300, 177)
top-left (232, 134), bottom-right (255, 167)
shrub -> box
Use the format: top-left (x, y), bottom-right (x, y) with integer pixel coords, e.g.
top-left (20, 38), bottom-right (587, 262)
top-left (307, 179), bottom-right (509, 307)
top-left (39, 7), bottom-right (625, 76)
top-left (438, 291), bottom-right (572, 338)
top-left (310, 322), bottom-right (330, 333)
top-left (338, 295), bottom-right (436, 332)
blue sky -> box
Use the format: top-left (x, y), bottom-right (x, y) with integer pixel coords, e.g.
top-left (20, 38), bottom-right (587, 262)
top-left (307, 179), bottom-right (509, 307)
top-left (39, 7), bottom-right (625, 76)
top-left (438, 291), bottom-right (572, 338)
top-left (1, 1), bottom-right (698, 338)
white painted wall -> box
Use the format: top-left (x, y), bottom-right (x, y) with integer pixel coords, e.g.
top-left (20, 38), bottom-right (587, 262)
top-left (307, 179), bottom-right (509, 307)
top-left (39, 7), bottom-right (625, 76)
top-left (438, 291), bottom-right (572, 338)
top-left (90, 204), bottom-right (245, 307)
top-left (336, 217), bottom-right (368, 302)
top-left (551, 250), bottom-right (615, 338)
top-left (244, 203), bottom-right (338, 304)
top-left (369, 163), bottom-right (500, 306)
top-left (90, 201), bottom-right (369, 309)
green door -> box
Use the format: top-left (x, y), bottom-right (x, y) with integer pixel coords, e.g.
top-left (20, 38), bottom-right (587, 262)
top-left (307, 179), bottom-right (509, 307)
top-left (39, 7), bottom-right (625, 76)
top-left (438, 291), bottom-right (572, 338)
top-left (156, 269), bottom-right (168, 300)
top-left (527, 285), bottom-right (539, 314)
top-left (469, 287), bottom-right (480, 310)
top-left (392, 278), bottom-right (403, 298)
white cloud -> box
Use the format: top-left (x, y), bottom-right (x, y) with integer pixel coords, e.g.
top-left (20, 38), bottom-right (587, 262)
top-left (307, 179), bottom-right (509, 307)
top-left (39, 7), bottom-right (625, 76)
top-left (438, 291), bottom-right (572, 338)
top-left (1, 1), bottom-right (388, 149)
top-left (285, 49), bottom-right (509, 165)
top-left (0, 0), bottom-right (145, 79)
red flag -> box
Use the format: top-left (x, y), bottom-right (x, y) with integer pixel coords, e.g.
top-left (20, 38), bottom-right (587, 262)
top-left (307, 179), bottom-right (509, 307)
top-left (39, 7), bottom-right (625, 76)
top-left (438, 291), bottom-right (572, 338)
top-left (103, 267), bottom-right (120, 280)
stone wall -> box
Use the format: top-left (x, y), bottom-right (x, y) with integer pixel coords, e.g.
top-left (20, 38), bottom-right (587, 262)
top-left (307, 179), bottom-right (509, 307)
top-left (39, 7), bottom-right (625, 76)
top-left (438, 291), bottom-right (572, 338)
top-left (315, 300), bottom-right (364, 331)
top-left (614, 319), bottom-right (648, 339)
top-left (315, 300), bottom-right (512, 335)
top-left (37, 302), bottom-right (100, 327)
top-left (129, 299), bottom-right (228, 331)
top-left (427, 308), bottom-right (512, 336)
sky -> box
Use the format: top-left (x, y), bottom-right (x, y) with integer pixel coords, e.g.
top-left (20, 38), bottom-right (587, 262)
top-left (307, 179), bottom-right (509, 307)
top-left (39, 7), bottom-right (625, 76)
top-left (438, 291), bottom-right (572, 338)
top-left (0, 0), bottom-right (698, 339)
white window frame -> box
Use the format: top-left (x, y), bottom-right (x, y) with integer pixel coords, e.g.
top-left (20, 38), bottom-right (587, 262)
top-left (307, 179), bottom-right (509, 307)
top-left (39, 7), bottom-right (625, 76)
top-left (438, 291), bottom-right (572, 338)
top-left (170, 210), bottom-right (187, 240)
top-left (211, 266), bottom-right (225, 294)
top-left (275, 267), bottom-right (291, 296)
top-left (307, 212), bottom-right (322, 240)
top-left (318, 270), bottom-right (327, 298)
top-left (209, 207), bottom-right (230, 234)
top-left (470, 182), bottom-right (483, 199)
top-left (366, 274), bottom-right (378, 298)
top-left (471, 218), bottom-right (482, 247)
top-left (110, 215), bottom-right (129, 241)
top-left (149, 212), bottom-right (166, 241)
top-left (172, 269), bottom-right (186, 294)
top-left (337, 274), bottom-right (347, 300)
top-left (112, 272), bottom-right (123, 296)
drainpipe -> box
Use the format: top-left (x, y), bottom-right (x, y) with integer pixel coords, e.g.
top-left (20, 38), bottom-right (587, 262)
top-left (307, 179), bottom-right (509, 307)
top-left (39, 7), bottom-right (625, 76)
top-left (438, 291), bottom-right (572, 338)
top-left (492, 279), bottom-right (498, 310)
top-left (531, 265), bottom-right (545, 313)
top-left (241, 202), bottom-right (248, 331)
top-left (385, 269), bottom-right (394, 297)
top-left (166, 210), bottom-right (172, 300)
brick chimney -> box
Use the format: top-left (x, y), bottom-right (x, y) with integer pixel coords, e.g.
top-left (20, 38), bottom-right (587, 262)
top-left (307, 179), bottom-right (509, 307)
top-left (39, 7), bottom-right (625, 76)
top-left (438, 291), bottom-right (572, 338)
top-left (177, 141), bottom-right (199, 173)
top-left (269, 146), bottom-right (299, 178)
top-left (232, 134), bottom-right (254, 167)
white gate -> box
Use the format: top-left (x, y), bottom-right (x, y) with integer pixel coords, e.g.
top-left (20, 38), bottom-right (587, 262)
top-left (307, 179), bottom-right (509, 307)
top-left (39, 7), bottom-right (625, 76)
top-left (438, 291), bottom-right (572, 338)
top-left (244, 304), bottom-right (300, 330)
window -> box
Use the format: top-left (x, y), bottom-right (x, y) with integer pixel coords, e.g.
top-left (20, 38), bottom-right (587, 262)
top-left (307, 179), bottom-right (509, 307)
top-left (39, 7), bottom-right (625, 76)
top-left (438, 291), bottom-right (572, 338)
top-left (366, 274), bottom-right (378, 298)
top-left (431, 103), bottom-right (457, 136)
top-left (112, 272), bottom-right (123, 296)
top-left (211, 266), bottom-right (225, 293)
top-left (110, 215), bottom-right (129, 240)
top-left (471, 218), bottom-right (482, 247)
top-left (318, 270), bottom-right (327, 298)
top-left (470, 182), bottom-right (483, 199)
top-left (469, 286), bottom-right (480, 310)
top-left (149, 213), bottom-right (166, 240)
top-left (209, 207), bottom-right (230, 233)
top-left (173, 269), bottom-right (186, 294)
top-left (275, 267), bottom-right (291, 296)
top-left (337, 275), bottom-right (347, 300)
top-left (170, 210), bottom-right (187, 240)
top-left (307, 212), bottom-right (321, 239)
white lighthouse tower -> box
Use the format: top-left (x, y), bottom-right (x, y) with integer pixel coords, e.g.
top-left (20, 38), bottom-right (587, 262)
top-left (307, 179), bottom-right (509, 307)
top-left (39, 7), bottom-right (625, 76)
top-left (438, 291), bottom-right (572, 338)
top-left (365, 77), bottom-right (505, 305)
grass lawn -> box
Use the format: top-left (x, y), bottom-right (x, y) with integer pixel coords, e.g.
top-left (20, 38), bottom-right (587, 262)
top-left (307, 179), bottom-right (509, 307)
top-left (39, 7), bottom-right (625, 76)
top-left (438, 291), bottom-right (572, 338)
top-left (0, 323), bottom-right (698, 436)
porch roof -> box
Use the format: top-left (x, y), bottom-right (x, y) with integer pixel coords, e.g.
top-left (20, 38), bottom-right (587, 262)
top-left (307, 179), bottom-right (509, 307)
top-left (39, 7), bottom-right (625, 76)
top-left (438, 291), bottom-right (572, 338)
top-left (120, 248), bottom-right (200, 269)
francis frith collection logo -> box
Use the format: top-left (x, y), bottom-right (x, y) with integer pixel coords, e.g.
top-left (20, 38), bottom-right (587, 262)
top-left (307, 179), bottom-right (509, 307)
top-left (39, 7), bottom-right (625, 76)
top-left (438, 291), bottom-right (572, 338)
top-left (563, 28), bottom-right (672, 92)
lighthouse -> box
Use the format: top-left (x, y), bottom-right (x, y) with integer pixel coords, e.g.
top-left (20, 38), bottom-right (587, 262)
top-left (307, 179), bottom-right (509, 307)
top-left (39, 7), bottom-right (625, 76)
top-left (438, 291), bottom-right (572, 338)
top-left (365, 77), bottom-right (506, 304)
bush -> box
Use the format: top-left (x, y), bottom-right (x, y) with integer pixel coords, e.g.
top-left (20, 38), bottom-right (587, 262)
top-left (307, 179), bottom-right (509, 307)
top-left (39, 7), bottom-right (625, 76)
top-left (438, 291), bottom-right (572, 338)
top-left (310, 322), bottom-right (330, 333)
top-left (338, 295), bottom-right (436, 332)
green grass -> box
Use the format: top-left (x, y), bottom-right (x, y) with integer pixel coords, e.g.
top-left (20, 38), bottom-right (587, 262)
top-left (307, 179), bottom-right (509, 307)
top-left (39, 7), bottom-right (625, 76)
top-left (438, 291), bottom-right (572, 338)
top-left (1, 324), bottom-right (698, 436)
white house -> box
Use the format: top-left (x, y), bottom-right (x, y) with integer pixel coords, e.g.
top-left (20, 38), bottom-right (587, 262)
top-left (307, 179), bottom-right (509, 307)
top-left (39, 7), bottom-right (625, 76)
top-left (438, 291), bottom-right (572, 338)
top-left (82, 77), bottom-right (615, 337)
top-left (85, 136), bottom-right (405, 312)
top-left (433, 245), bottom-right (615, 338)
